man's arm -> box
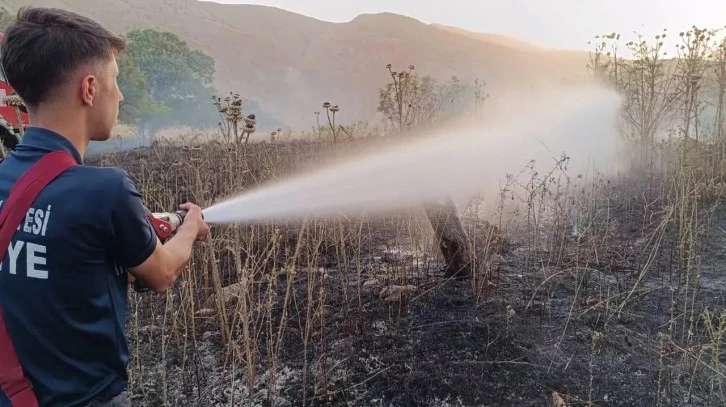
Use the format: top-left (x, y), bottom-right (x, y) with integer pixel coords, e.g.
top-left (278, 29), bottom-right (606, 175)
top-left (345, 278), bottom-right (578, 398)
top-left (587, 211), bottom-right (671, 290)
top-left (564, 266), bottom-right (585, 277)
top-left (128, 222), bottom-right (198, 292)
top-left (110, 172), bottom-right (206, 293)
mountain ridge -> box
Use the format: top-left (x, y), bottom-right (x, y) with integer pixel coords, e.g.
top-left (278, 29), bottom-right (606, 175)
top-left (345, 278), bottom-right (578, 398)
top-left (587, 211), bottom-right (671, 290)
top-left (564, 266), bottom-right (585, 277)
top-left (2, 0), bottom-right (593, 130)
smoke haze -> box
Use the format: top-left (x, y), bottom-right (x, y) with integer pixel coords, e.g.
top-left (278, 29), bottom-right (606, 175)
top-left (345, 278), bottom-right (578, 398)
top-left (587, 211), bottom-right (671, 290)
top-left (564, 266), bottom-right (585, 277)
top-left (202, 83), bottom-right (625, 224)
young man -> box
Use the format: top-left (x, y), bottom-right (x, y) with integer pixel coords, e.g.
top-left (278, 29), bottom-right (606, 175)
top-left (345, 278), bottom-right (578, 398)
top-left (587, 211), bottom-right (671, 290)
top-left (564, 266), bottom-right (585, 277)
top-left (0, 7), bottom-right (210, 406)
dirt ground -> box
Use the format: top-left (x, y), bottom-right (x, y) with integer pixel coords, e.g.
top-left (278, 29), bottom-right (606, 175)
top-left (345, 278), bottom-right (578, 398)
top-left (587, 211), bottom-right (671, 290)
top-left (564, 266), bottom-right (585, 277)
top-left (122, 170), bottom-right (726, 407)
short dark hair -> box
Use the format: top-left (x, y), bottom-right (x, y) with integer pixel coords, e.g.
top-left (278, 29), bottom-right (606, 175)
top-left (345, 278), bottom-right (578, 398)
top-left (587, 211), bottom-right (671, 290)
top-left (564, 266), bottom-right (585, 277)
top-left (0, 7), bottom-right (126, 109)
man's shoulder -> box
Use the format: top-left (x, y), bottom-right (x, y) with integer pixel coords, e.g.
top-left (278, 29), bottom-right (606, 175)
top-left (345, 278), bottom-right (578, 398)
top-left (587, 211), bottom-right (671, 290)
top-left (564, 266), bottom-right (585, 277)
top-left (64, 165), bottom-right (133, 193)
top-left (0, 157), bottom-right (130, 195)
top-left (72, 165), bottom-right (130, 181)
top-left (40, 165), bottom-right (139, 215)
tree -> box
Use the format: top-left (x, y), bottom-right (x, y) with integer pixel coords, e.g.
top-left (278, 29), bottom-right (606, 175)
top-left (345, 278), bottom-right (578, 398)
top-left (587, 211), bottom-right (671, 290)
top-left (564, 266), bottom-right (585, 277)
top-left (377, 63), bottom-right (476, 279)
top-left (712, 37), bottom-right (726, 142)
top-left (122, 29), bottom-right (218, 136)
top-left (377, 65), bottom-right (472, 135)
top-left (125, 29), bottom-right (214, 97)
top-left (0, 7), bottom-right (14, 31)
top-left (473, 78), bottom-right (490, 117)
top-left (116, 52), bottom-right (169, 139)
top-left (588, 31), bottom-right (682, 167)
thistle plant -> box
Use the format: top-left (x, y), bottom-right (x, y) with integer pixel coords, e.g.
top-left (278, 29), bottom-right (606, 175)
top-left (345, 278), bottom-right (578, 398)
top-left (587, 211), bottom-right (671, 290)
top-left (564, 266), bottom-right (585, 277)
top-left (213, 92), bottom-right (257, 145)
top-left (322, 101), bottom-right (341, 143)
top-left (3, 93), bottom-right (25, 138)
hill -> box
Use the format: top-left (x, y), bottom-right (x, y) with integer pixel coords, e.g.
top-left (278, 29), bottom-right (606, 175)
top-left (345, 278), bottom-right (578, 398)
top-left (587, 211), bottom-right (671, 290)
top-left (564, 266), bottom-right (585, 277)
top-left (1, 0), bottom-right (593, 130)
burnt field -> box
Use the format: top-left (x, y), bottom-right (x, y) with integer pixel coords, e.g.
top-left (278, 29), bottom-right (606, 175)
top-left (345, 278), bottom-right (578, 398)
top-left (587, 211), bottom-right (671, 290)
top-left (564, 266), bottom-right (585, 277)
top-left (87, 135), bottom-right (726, 407)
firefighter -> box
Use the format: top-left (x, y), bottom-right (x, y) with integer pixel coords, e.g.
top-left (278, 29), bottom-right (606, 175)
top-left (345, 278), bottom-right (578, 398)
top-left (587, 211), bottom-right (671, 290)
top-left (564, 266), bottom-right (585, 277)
top-left (0, 7), bottom-right (210, 407)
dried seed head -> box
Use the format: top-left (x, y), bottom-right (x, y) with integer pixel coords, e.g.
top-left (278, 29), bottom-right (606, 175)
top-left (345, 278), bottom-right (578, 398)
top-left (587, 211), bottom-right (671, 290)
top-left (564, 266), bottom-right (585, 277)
top-left (3, 95), bottom-right (24, 107)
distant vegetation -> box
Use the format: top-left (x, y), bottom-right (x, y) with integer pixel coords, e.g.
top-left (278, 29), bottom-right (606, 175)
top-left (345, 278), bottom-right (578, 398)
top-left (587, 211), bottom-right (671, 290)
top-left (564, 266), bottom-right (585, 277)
top-left (377, 64), bottom-right (487, 135)
top-left (0, 7), bottom-right (12, 31)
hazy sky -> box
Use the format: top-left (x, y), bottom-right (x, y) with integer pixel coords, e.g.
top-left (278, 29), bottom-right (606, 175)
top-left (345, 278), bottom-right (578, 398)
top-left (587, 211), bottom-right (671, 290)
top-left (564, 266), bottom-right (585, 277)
top-left (205, 0), bottom-right (725, 51)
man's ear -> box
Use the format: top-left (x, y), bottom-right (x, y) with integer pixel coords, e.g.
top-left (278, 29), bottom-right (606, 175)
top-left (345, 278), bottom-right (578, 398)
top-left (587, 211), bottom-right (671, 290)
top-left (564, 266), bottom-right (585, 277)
top-left (80, 74), bottom-right (97, 107)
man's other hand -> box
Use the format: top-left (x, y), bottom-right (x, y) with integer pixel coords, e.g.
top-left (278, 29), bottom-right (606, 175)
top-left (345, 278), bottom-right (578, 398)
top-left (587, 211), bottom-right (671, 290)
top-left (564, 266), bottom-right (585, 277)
top-left (178, 202), bottom-right (210, 241)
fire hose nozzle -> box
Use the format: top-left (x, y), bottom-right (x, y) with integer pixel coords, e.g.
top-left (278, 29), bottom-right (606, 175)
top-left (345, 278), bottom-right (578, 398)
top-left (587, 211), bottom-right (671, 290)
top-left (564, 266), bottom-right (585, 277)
top-left (133, 209), bottom-right (190, 293)
top-left (146, 208), bottom-right (206, 241)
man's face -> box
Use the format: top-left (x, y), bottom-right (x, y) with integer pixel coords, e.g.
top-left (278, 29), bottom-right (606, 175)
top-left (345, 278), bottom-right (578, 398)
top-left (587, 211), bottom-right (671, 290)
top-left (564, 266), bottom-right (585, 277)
top-left (89, 54), bottom-right (123, 141)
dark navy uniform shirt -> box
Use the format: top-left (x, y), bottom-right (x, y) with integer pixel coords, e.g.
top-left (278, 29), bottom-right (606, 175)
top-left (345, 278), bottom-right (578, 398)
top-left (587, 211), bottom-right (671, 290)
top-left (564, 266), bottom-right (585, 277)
top-left (0, 127), bottom-right (157, 406)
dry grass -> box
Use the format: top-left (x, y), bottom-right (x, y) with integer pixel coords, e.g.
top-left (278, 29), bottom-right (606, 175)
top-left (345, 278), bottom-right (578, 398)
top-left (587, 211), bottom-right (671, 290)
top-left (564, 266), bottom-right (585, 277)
top-left (88, 129), bottom-right (726, 406)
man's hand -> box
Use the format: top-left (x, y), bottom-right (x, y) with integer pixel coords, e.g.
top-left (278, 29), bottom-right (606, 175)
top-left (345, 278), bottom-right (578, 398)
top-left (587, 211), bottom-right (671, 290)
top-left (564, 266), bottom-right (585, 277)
top-left (178, 202), bottom-right (210, 241)
top-left (127, 202), bottom-right (210, 293)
